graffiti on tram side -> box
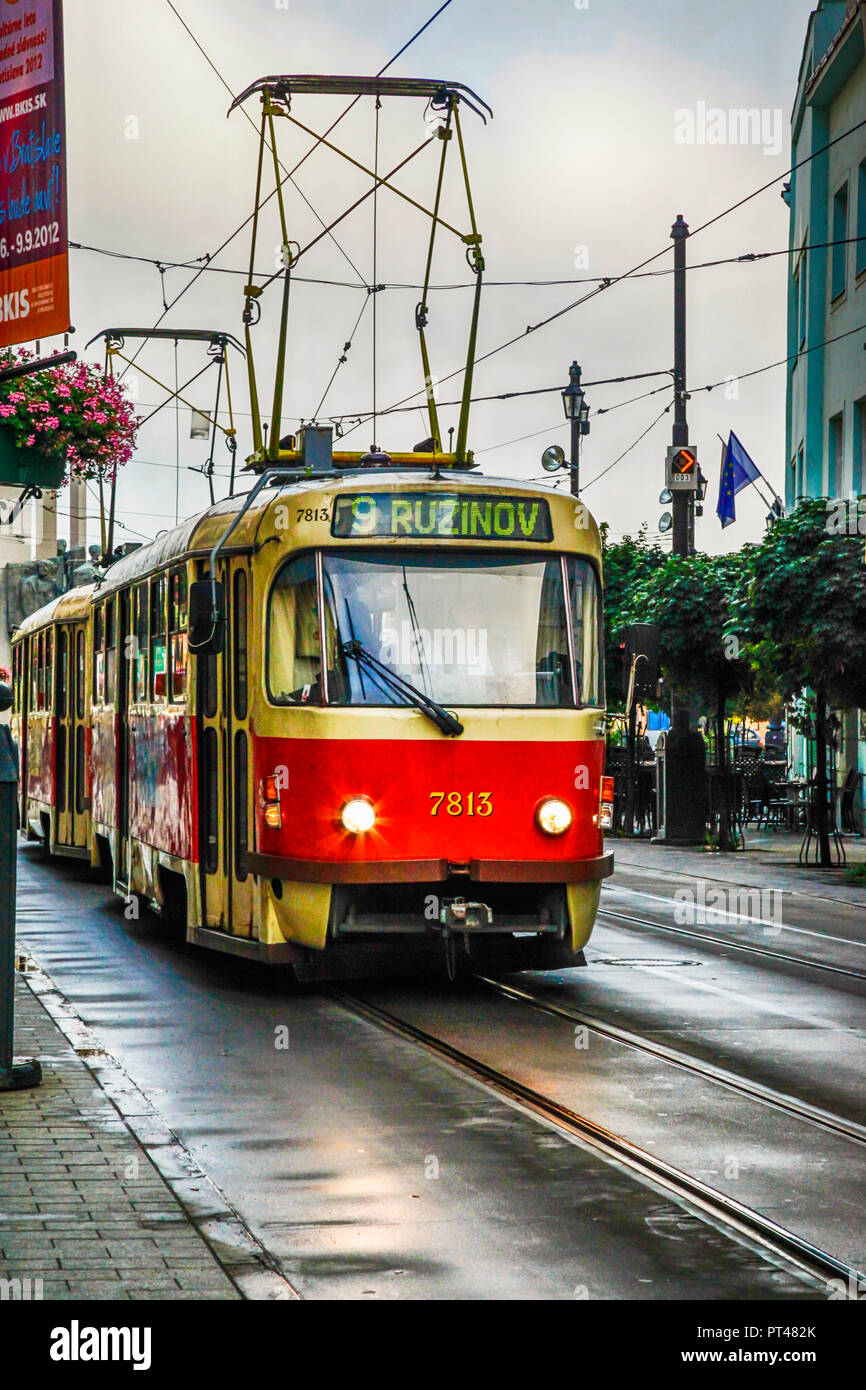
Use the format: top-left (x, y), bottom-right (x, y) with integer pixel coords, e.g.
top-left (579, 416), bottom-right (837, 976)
top-left (90, 710), bottom-right (116, 827)
top-left (128, 711), bottom-right (196, 861)
top-left (25, 711), bottom-right (53, 803)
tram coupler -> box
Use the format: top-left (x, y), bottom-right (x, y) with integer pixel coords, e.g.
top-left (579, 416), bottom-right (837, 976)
top-left (438, 897), bottom-right (493, 932)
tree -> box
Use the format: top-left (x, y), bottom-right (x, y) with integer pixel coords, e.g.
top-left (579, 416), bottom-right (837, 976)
top-left (600, 526), bottom-right (668, 712)
top-left (734, 497), bottom-right (866, 865)
top-left (622, 551), bottom-right (752, 849)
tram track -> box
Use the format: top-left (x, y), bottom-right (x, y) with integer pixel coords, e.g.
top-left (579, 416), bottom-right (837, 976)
top-left (477, 974), bottom-right (866, 1148)
top-left (329, 985), bottom-right (865, 1294)
top-left (597, 906), bottom-right (866, 983)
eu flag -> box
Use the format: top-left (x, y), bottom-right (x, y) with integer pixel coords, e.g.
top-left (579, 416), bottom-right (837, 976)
top-left (717, 431), bottom-right (761, 528)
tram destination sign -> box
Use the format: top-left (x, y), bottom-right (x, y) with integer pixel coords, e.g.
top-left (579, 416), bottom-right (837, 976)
top-left (331, 492), bottom-right (554, 543)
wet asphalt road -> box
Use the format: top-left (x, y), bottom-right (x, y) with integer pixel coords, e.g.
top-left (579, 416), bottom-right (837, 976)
top-left (13, 846), bottom-right (863, 1300)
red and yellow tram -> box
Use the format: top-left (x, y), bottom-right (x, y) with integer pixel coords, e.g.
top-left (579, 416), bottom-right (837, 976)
top-left (12, 459), bottom-right (613, 979)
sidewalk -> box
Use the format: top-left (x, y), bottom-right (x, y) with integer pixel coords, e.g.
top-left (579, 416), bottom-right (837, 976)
top-left (0, 958), bottom-right (297, 1301)
top-left (609, 830), bottom-right (866, 907)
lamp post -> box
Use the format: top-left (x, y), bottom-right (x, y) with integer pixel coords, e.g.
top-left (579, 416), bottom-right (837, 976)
top-left (562, 361), bottom-right (590, 497)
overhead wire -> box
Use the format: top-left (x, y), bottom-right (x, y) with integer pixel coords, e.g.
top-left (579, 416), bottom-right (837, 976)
top-left (580, 404), bottom-right (673, 492)
top-left (338, 110), bottom-right (866, 437)
top-left (68, 232), bottom-right (866, 290)
top-left (123, 0), bottom-right (456, 389)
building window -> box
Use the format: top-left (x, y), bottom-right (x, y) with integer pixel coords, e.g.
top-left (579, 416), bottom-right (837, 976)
top-left (858, 163), bottom-right (866, 277)
top-left (832, 182), bottom-right (849, 300)
top-left (828, 412), bottom-right (844, 497)
top-left (855, 398), bottom-right (866, 496)
top-left (797, 257), bottom-right (807, 348)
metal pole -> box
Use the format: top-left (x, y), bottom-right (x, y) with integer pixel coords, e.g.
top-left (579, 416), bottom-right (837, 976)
top-left (0, 709), bottom-right (41, 1092)
top-left (671, 215), bottom-right (691, 557)
top-left (570, 412), bottom-right (581, 497)
top-left (653, 215), bottom-right (706, 847)
top-left (569, 361), bottom-right (582, 497)
top-left (671, 214), bottom-right (692, 736)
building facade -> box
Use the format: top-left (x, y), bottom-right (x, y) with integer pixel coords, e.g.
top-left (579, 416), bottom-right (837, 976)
top-left (786, 0), bottom-right (866, 828)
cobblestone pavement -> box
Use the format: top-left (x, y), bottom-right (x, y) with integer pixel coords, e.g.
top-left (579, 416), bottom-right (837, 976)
top-left (0, 971), bottom-right (242, 1301)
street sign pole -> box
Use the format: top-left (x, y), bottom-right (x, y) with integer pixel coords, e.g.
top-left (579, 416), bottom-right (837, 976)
top-left (653, 215), bottom-right (707, 847)
top-left (671, 215), bottom-right (692, 558)
top-left (0, 702), bottom-right (41, 1092)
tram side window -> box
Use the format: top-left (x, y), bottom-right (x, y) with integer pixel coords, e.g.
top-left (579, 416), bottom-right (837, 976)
top-left (133, 583), bottom-right (149, 702)
top-left (47, 631), bottom-right (54, 710)
top-left (57, 629), bottom-right (68, 718)
top-left (93, 606), bottom-right (105, 704)
top-left (169, 569), bottom-right (188, 703)
top-left (11, 645), bottom-right (19, 711)
top-left (233, 569), bottom-right (247, 719)
top-left (31, 635), bottom-right (40, 709)
top-left (76, 630), bottom-right (85, 720)
top-left (567, 557), bottom-right (604, 709)
top-left (104, 600), bottom-right (116, 706)
top-left (268, 554), bottom-right (333, 705)
top-left (40, 631), bottom-right (53, 712)
top-left (151, 575), bottom-right (168, 702)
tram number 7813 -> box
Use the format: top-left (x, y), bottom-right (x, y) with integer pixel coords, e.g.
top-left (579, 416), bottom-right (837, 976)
top-left (430, 792), bottom-right (493, 817)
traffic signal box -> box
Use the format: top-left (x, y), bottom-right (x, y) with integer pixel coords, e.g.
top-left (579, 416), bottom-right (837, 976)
top-left (665, 445), bottom-right (699, 492)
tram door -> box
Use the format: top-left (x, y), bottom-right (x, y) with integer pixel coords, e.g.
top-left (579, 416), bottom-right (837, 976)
top-left (197, 559), bottom-right (253, 936)
top-left (54, 627), bottom-right (72, 847)
top-left (69, 622), bottom-right (89, 849)
top-left (54, 622), bottom-right (89, 852)
top-left (115, 591), bottom-right (131, 886)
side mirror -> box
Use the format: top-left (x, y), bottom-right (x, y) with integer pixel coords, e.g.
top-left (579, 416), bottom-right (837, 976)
top-left (188, 580), bottom-right (225, 655)
top-left (0, 682), bottom-right (11, 714)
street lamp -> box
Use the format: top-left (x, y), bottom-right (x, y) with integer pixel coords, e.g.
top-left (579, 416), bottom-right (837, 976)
top-left (562, 361), bottom-right (590, 496)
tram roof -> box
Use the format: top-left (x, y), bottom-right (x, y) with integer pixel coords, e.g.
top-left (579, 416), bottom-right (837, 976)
top-left (92, 470), bottom-right (602, 598)
top-left (14, 583), bottom-right (98, 641)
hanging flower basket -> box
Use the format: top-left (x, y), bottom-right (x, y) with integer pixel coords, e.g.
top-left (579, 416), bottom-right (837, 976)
top-left (0, 348), bottom-right (139, 489)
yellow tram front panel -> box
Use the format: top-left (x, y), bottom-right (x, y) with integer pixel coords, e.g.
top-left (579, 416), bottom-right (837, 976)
top-left (190, 473), bottom-right (612, 961)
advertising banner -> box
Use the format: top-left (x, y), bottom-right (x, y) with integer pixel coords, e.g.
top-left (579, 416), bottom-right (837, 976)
top-left (0, 0), bottom-right (68, 349)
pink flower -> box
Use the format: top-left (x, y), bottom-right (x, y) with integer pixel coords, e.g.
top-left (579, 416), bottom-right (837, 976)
top-left (25, 435), bottom-right (35, 445)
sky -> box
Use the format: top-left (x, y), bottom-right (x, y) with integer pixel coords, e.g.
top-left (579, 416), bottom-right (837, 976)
top-left (55, 0), bottom-right (820, 553)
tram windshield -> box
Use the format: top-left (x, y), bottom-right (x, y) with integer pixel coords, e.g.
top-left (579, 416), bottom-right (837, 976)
top-left (268, 550), bottom-right (603, 709)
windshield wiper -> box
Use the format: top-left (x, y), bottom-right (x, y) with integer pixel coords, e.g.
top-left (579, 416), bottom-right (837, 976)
top-left (342, 640), bottom-right (464, 737)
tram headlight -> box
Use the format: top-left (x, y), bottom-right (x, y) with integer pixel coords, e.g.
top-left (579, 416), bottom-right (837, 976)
top-left (341, 798), bottom-right (376, 835)
top-left (537, 798), bottom-right (573, 837)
